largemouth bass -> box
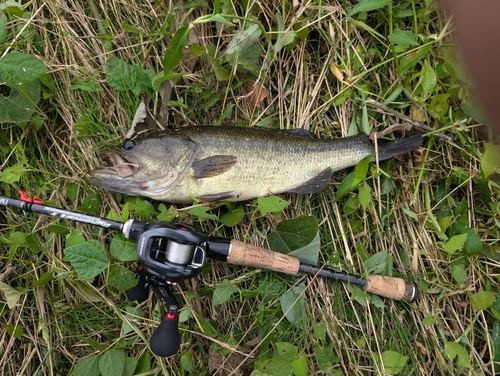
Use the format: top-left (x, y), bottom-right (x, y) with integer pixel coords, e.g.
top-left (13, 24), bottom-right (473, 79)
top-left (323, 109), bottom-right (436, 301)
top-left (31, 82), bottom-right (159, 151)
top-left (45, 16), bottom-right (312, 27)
top-left (89, 126), bottom-right (422, 203)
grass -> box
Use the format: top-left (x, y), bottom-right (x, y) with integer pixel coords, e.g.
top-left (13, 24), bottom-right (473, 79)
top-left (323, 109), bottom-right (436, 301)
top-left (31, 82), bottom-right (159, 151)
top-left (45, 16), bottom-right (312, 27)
top-left (1, 0), bottom-right (500, 375)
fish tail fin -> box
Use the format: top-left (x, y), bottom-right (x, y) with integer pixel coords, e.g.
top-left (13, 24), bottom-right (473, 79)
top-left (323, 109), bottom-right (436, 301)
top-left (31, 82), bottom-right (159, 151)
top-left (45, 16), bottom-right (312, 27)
top-left (373, 134), bottom-right (423, 162)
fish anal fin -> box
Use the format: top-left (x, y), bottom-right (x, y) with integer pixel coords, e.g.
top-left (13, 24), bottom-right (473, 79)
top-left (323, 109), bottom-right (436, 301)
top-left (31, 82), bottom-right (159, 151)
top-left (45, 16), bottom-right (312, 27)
top-left (196, 191), bottom-right (239, 202)
top-left (290, 168), bottom-right (333, 194)
top-left (192, 155), bottom-right (238, 178)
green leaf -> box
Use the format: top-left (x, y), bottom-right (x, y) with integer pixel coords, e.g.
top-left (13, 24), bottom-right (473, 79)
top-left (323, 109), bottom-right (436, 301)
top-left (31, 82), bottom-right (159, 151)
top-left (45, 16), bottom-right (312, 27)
top-left (180, 352), bottom-right (193, 373)
top-left (448, 263), bottom-right (466, 285)
top-left (63, 240), bottom-right (108, 279)
top-left (0, 79), bottom-right (41, 122)
top-left (0, 164), bottom-right (28, 183)
top-left (481, 143), bottom-right (500, 178)
top-left (280, 283), bottom-right (307, 330)
top-left (364, 251), bottom-right (390, 275)
top-left (470, 291), bottom-right (496, 310)
top-left (163, 25), bottom-right (192, 75)
top-left (420, 61), bottom-right (437, 101)
top-left (257, 196), bottom-right (290, 216)
top-left (122, 306), bottom-right (145, 335)
top-left (0, 12), bottom-right (7, 43)
top-left (5, 324), bottom-right (22, 339)
top-left (107, 265), bottom-right (138, 291)
top-left (444, 342), bottom-right (472, 368)
top-left (347, 0), bottom-right (392, 17)
top-left (123, 357), bottom-right (138, 376)
top-left (31, 272), bottom-right (56, 288)
top-left (134, 199), bottom-right (157, 219)
top-left (381, 350), bottom-right (409, 375)
top-left (0, 281), bottom-right (22, 309)
top-left (276, 342), bottom-right (298, 361)
top-left (219, 206), bottom-right (245, 227)
top-left (0, 51), bottom-right (47, 86)
top-left (442, 234), bottom-right (467, 253)
top-left (398, 44), bottom-right (431, 74)
top-left (74, 355), bottom-right (100, 376)
top-left (388, 29), bottom-right (418, 46)
top-left (313, 322), bottom-right (326, 341)
top-left (192, 13), bottom-right (235, 27)
top-left (358, 185), bottom-right (371, 209)
top-left (336, 172), bottom-right (362, 199)
top-left (65, 229), bottom-right (86, 248)
top-left (291, 357), bottom-right (308, 376)
top-left (226, 24), bottom-right (261, 55)
top-left (99, 349), bottom-right (126, 376)
top-left (267, 216), bottom-right (319, 265)
top-left (212, 279), bottom-right (239, 306)
top-left (110, 234), bottom-right (138, 261)
top-left (187, 206), bottom-right (218, 219)
top-left (105, 57), bottom-right (137, 91)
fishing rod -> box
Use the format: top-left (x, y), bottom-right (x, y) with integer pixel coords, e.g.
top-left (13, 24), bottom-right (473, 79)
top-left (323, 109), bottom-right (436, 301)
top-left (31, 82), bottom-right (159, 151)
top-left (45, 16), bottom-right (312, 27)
top-left (0, 191), bottom-right (418, 357)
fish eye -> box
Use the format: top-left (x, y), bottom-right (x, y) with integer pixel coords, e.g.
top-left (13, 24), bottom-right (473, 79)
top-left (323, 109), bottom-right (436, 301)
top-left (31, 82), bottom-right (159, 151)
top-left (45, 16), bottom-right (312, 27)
top-left (123, 139), bottom-right (135, 150)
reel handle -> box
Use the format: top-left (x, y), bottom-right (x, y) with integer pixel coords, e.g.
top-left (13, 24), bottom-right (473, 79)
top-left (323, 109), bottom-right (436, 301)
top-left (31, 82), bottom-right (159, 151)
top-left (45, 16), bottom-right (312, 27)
top-left (149, 305), bottom-right (181, 357)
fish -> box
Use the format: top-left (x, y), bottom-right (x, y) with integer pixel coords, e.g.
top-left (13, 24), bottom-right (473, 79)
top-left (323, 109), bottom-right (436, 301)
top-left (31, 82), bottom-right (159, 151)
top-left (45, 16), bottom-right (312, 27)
top-left (88, 126), bottom-right (422, 203)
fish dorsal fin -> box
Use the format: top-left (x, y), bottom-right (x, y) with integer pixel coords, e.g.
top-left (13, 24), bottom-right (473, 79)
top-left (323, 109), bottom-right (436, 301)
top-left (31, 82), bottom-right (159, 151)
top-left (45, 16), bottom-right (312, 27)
top-left (192, 155), bottom-right (238, 178)
top-left (280, 128), bottom-right (317, 138)
top-left (290, 168), bottom-right (332, 194)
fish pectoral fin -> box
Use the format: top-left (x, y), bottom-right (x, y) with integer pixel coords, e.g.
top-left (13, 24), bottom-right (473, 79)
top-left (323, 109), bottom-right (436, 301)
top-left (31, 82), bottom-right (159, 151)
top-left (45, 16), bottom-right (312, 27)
top-left (192, 155), bottom-right (238, 178)
top-left (196, 191), bottom-right (238, 202)
top-left (290, 168), bottom-right (333, 194)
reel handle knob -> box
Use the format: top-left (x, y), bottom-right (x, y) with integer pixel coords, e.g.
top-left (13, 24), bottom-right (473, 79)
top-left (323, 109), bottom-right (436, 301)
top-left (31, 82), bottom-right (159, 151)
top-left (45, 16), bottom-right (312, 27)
top-left (125, 276), bottom-right (149, 302)
top-left (149, 305), bottom-right (181, 357)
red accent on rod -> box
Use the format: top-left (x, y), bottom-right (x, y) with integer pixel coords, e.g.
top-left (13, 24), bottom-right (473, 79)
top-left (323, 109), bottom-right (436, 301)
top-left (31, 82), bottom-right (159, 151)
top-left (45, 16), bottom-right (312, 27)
top-left (18, 190), bottom-right (44, 204)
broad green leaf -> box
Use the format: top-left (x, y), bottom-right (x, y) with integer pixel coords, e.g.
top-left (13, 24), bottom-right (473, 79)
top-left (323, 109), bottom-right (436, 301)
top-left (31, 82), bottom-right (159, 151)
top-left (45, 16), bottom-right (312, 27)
top-left (276, 342), bottom-right (298, 361)
top-left (428, 93), bottom-right (450, 119)
top-left (30, 272), bottom-right (56, 288)
top-left (257, 196), bottom-right (290, 216)
top-left (481, 143), bottom-right (500, 178)
top-left (99, 349), bottom-right (126, 376)
top-left (448, 263), bottom-right (466, 284)
top-left (358, 185), bottom-right (371, 209)
top-left (5, 324), bottom-right (22, 339)
top-left (493, 321), bottom-right (500, 363)
top-left (280, 283), bottom-right (307, 330)
top-left (0, 79), bottom-right (41, 122)
top-left (470, 291), bottom-right (496, 310)
top-left (313, 322), bottom-right (326, 340)
top-left (122, 306), bottom-right (145, 335)
top-left (123, 358), bottom-right (138, 376)
top-left (0, 12), bottom-right (7, 43)
top-left (420, 60), bottom-right (436, 101)
top-left (0, 281), bottom-right (21, 309)
top-left (0, 51), bottom-right (47, 86)
top-left (180, 352), bottom-right (193, 372)
top-left (212, 279), bottom-right (239, 306)
top-left (291, 357), bottom-right (308, 376)
top-left (134, 199), bottom-right (157, 219)
top-left (63, 240), bottom-right (108, 279)
top-left (163, 25), bottom-right (192, 75)
top-left (444, 342), bottom-right (472, 368)
top-left (110, 234), bottom-right (138, 261)
top-left (136, 351), bottom-right (151, 374)
top-left (364, 250), bottom-right (390, 275)
top-left (442, 234), bottom-right (467, 253)
top-left (381, 350), bottom-right (409, 375)
top-left (187, 206), bottom-right (218, 219)
top-left (74, 355), bottom-right (100, 376)
top-left (157, 203), bottom-right (177, 222)
top-left (398, 44), bottom-right (431, 74)
top-left (107, 265), bottom-right (138, 291)
top-left (105, 56), bottom-right (136, 91)
top-left (219, 206), bottom-right (245, 227)
top-left (132, 64), bottom-right (154, 96)
top-left (65, 229), bottom-right (86, 248)
top-left (336, 172), bottom-right (362, 199)
top-left (347, 0), bottom-right (392, 17)
top-left (0, 164), bottom-right (28, 183)
top-left (453, 224), bottom-right (483, 255)
top-left (267, 216), bottom-right (319, 265)
top-left (226, 24), bottom-right (261, 55)
top-left (388, 29), bottom-right (418, 46)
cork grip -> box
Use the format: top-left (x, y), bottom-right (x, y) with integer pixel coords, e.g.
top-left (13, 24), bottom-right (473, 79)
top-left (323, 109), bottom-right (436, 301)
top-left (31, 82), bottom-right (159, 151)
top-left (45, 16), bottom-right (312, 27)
top-left (227, 240), bottom-right (301, 275)
top-left (365, 275), bottom-right (419, 302)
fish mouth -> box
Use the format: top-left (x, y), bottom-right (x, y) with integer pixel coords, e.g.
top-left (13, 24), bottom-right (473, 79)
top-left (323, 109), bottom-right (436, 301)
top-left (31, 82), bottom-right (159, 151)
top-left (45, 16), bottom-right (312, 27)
top-left (91, 149), bottom-right (139, 178)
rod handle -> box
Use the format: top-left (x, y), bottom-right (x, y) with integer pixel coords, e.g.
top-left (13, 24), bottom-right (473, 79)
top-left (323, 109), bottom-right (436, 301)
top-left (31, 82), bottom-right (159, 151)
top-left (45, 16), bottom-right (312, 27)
top-left (227, 240), bottom-right (300, 275)
top-left (365, 275), bottom-right (419, 302)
